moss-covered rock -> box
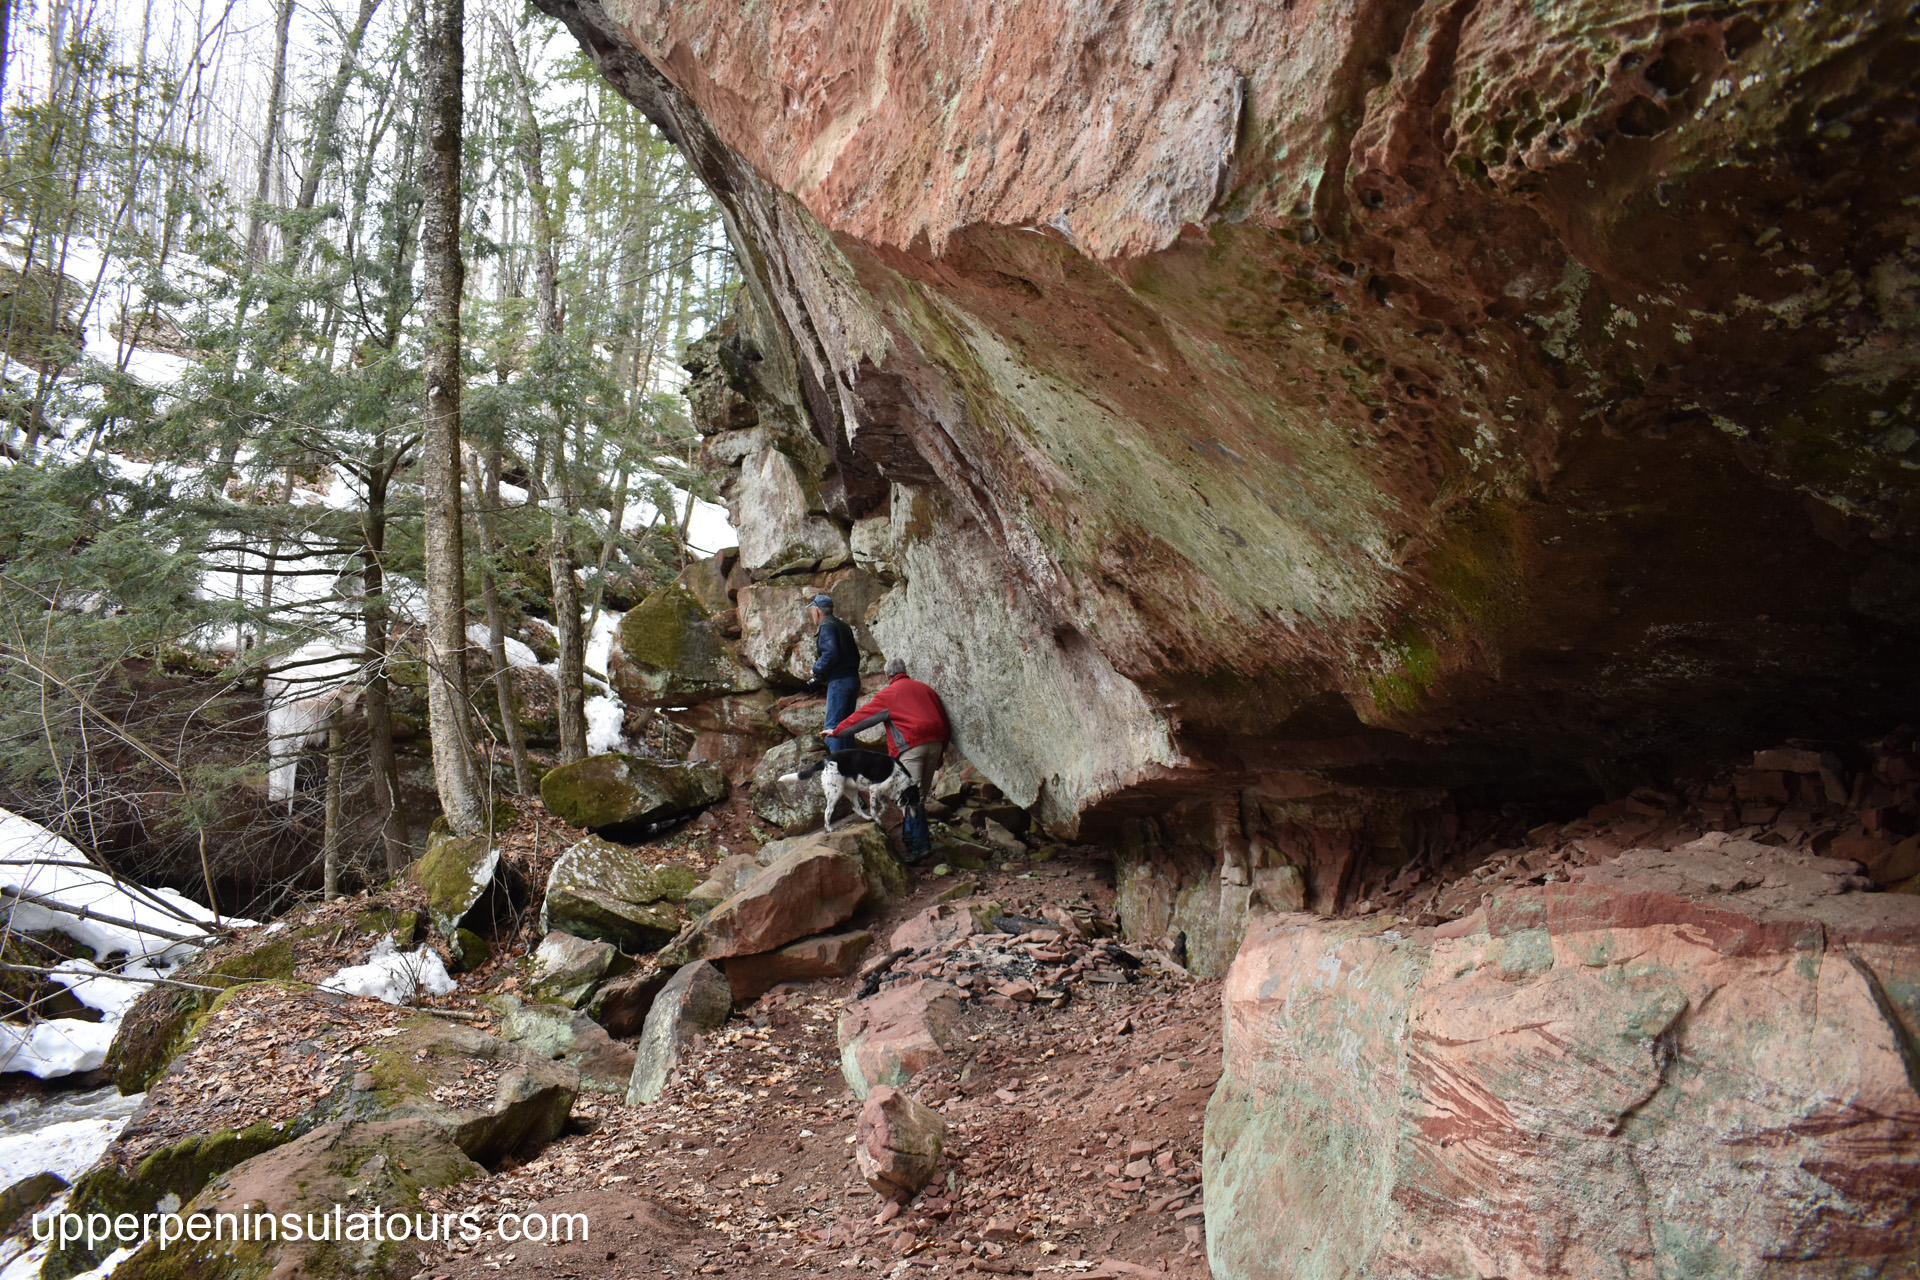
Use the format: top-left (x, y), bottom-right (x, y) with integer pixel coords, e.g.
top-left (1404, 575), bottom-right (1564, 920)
top-left (336, 1017), bottom-right (578, 1165)
top-left (407, 832), bottom-right (525, 937)
top-left (608, 582), bottom-right (762, 707)
top-left (60, 982), bottom-right (578, 1278)
top-left (538, 753), bottom-right (727, 835)
top-left (540, 835), bottom-right (700, 951)
top-left (527, 930), bottom-right (633, 1008)
top-left (0, 1170), bottom-right (64, 1239)
top-left (355, 906), bottom-right (422, 947)
top-left (106, 933), bottom-right (302, 1095)
top-left (446, 928), bottom-right (490, 973)
top-left (487, 995), bottom-right (637, 1094)
top-left (108, 1120), bottom-right (482, 1280)
top-left (45, 1119), bottom-right (300, 1279)
top-left (677, 554), bottom-right (734, 614)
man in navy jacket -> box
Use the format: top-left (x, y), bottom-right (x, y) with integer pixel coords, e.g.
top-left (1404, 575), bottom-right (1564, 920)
top-left (807, 594), bottom-right (862, 751)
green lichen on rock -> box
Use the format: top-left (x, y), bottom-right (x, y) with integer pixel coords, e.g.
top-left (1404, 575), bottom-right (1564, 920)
top-left (1364, 631), bottom-right (1441, 718)
top-left (336, 1016), bottom-right (578, 1164)
top-left (611, 582), bottom-right (762, 706)
top-left (538, 753), bottom-right (727, 833)
top-left (107, 934), bottom-right (301, 1094)
top-left (355, 906), bottom-right (422, 946)
top-left (407, 832), bottom-right (522, 936)
top-left (45, 1119), bottom-right (297, 1279)
top-left (110, 1120), bottom-right (483, 1280)
top-left (540, 835), bottom-right (700, 951)
top-left (446, 927), bottom-right (490, 973)
top-left (528, 930), bottom-right (634, 1009)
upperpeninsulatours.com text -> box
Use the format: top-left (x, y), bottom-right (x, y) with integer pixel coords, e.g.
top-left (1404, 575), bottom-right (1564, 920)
top-left (34, 1206), bottom-right (588, 1252)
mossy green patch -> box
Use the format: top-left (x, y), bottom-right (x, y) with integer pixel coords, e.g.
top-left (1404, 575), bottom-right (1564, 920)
top-left (538, 754), bottom-right (726, 832)
top-left (108, 937), bottom-right (301, 1094)
top-left (1365, 632), bottom-right (1441, 717)
top-left (114, 1121), bottom-right (483, 1280)
top-left (409, 834), bottom-right (496, 930)
top-left (613, 583), bottom-right (760, 704)
top-left (44, 1119), bottom-right (296, 1279)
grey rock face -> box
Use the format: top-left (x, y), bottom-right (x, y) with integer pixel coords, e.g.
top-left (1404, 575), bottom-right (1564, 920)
top-left (626, 960), bottom-right (733, 1105)
top-left (541, 835), bottom-right (699, 951)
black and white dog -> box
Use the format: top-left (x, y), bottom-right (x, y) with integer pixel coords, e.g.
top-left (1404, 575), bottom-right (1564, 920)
top-left (779, 748), bottom-right (915, 832)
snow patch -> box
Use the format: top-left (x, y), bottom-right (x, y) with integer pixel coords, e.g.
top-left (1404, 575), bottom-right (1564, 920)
top-left (585, 695), bottom-right (627, 755)
top-left (262, 641), bottom-right (364, 804)
top-left (319, 935), bottom-right (456, 1005)
top-left (0, 809), bottom-right (245, 1078)
top-left (467, 623), bottom-right (540, 670)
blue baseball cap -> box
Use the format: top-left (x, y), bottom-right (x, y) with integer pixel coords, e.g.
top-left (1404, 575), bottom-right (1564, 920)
top-left (808, 594), bottom-right (834, 611)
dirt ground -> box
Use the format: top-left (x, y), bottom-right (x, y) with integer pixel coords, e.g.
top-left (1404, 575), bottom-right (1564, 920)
top-left (405, 850), bottom-right (1221, 1280)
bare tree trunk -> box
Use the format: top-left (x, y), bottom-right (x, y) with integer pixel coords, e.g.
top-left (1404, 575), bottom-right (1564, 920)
top-left (278, 0), bottom-right (381, 271)
top-left (584, 464), bottom-right (628, 639)
top-left (244, 0), bottom-right (295, 269)
top-left (322, 704), bottom-right (344, 899)
top-left (548, 446), bottom-right (589, 763)
top-left (471, 450), bottom-right (534, 794)
top-left (361, 451), bottom-right (411, 871)
top-left (496, 16), bottom-right (586, 763)
top-left (419, 0), bottom-right (487, 836)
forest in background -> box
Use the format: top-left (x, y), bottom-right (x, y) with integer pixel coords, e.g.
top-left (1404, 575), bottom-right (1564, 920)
top-left (0, 0), bottom-right (740, 917)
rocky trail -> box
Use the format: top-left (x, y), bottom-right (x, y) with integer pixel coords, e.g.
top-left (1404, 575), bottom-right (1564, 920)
top-left (3, 722), bottom-right (1917, 1279)
top-left (413, 850), bottom-right (1219, 1280)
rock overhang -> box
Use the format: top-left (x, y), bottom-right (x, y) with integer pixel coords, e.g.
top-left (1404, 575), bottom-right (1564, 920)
top-left (538, 0), bottom-right (1920, 824)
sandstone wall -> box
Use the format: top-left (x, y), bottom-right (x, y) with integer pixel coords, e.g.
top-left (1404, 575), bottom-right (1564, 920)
top-left (538, 0), bottom-right (1919, 854)
top-left (1207, 841), bottom-right (1920, 1278)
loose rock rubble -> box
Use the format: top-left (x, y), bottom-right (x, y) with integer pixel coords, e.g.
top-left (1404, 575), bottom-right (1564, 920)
top-left (401, 850), bottom-right (1219, 1280)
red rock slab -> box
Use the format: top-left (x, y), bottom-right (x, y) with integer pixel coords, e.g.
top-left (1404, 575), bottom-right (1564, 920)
top-left (723, 929), bottom-right (875, 1003)
top-left (837, 979), bottom-right (964, 1099)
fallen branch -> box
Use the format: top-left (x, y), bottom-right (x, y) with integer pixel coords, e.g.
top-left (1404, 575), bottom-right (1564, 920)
top-left (0, 962), bottom-right (233, 994)
top-left (0, 860), bottom-right (234, 930)
top-left (0, 885), bottom-right (220, 945)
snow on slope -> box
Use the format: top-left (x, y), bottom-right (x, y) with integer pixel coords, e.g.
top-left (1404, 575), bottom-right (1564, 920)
top-left (0, 809), bottom-right (244, 1079)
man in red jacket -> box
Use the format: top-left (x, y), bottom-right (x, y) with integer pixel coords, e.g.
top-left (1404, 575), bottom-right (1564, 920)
top-left (831, 657), bottom-right (951, 789)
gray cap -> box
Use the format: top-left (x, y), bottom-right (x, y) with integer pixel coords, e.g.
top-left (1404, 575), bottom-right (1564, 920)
top-left (807, 594), bottom-right (834, 612)
top-left (884, 657), bottom-right (907, 676)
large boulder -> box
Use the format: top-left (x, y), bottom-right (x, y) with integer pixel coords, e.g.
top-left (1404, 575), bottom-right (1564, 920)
top-left (723, 929), bottom-right (874, 1004)
top-left (627, 960), bottom-right (733, 1105)
top-left (735, 568), bottom-right (888, 685)
top-left (106, 1120), bottom-right (482, 1280)
top-left (728, 446), bottom-right (850, 576)
top-left (855, 1085), bottom-right (948, 1202)
top-left (48, 982), bottom-right (578, 1279)
top-left (664, 690), bottom-right (787, 783)
top-left (528, 930), bottom-right (632, 1008)
top-left (107, 932), bottom-right (301, 1094)
top-left (540, 835), bottom-right (700, 951)
top-left (677, 553), bottom-right (735, 614)
top-left (408, 832), bottom-right (526, 938)
top-left (749, 736), bottom-right (828, 835)
top-left (539, 753), bottom-right (727, 835)
top-left (490, 995), bottom-right (637, 1095)
top-left (1204, 839), bottom-right (1920, 1280)
top-left (586, 967), bottom-right (673, 1039)
top-left (668, 834), bottom-right (870, 961)
top-left (335, 1016), bottom-right (580, 1164)
top-left (837, 980), bottom-right (964, 1099)
top-left (685, 851), bottom-right (764, 917)
top-left (608, 582), bottom-right (761, 708)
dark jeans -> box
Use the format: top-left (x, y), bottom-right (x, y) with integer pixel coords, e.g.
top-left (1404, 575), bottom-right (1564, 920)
top-left (823, 676), bottom-right (860, 753)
